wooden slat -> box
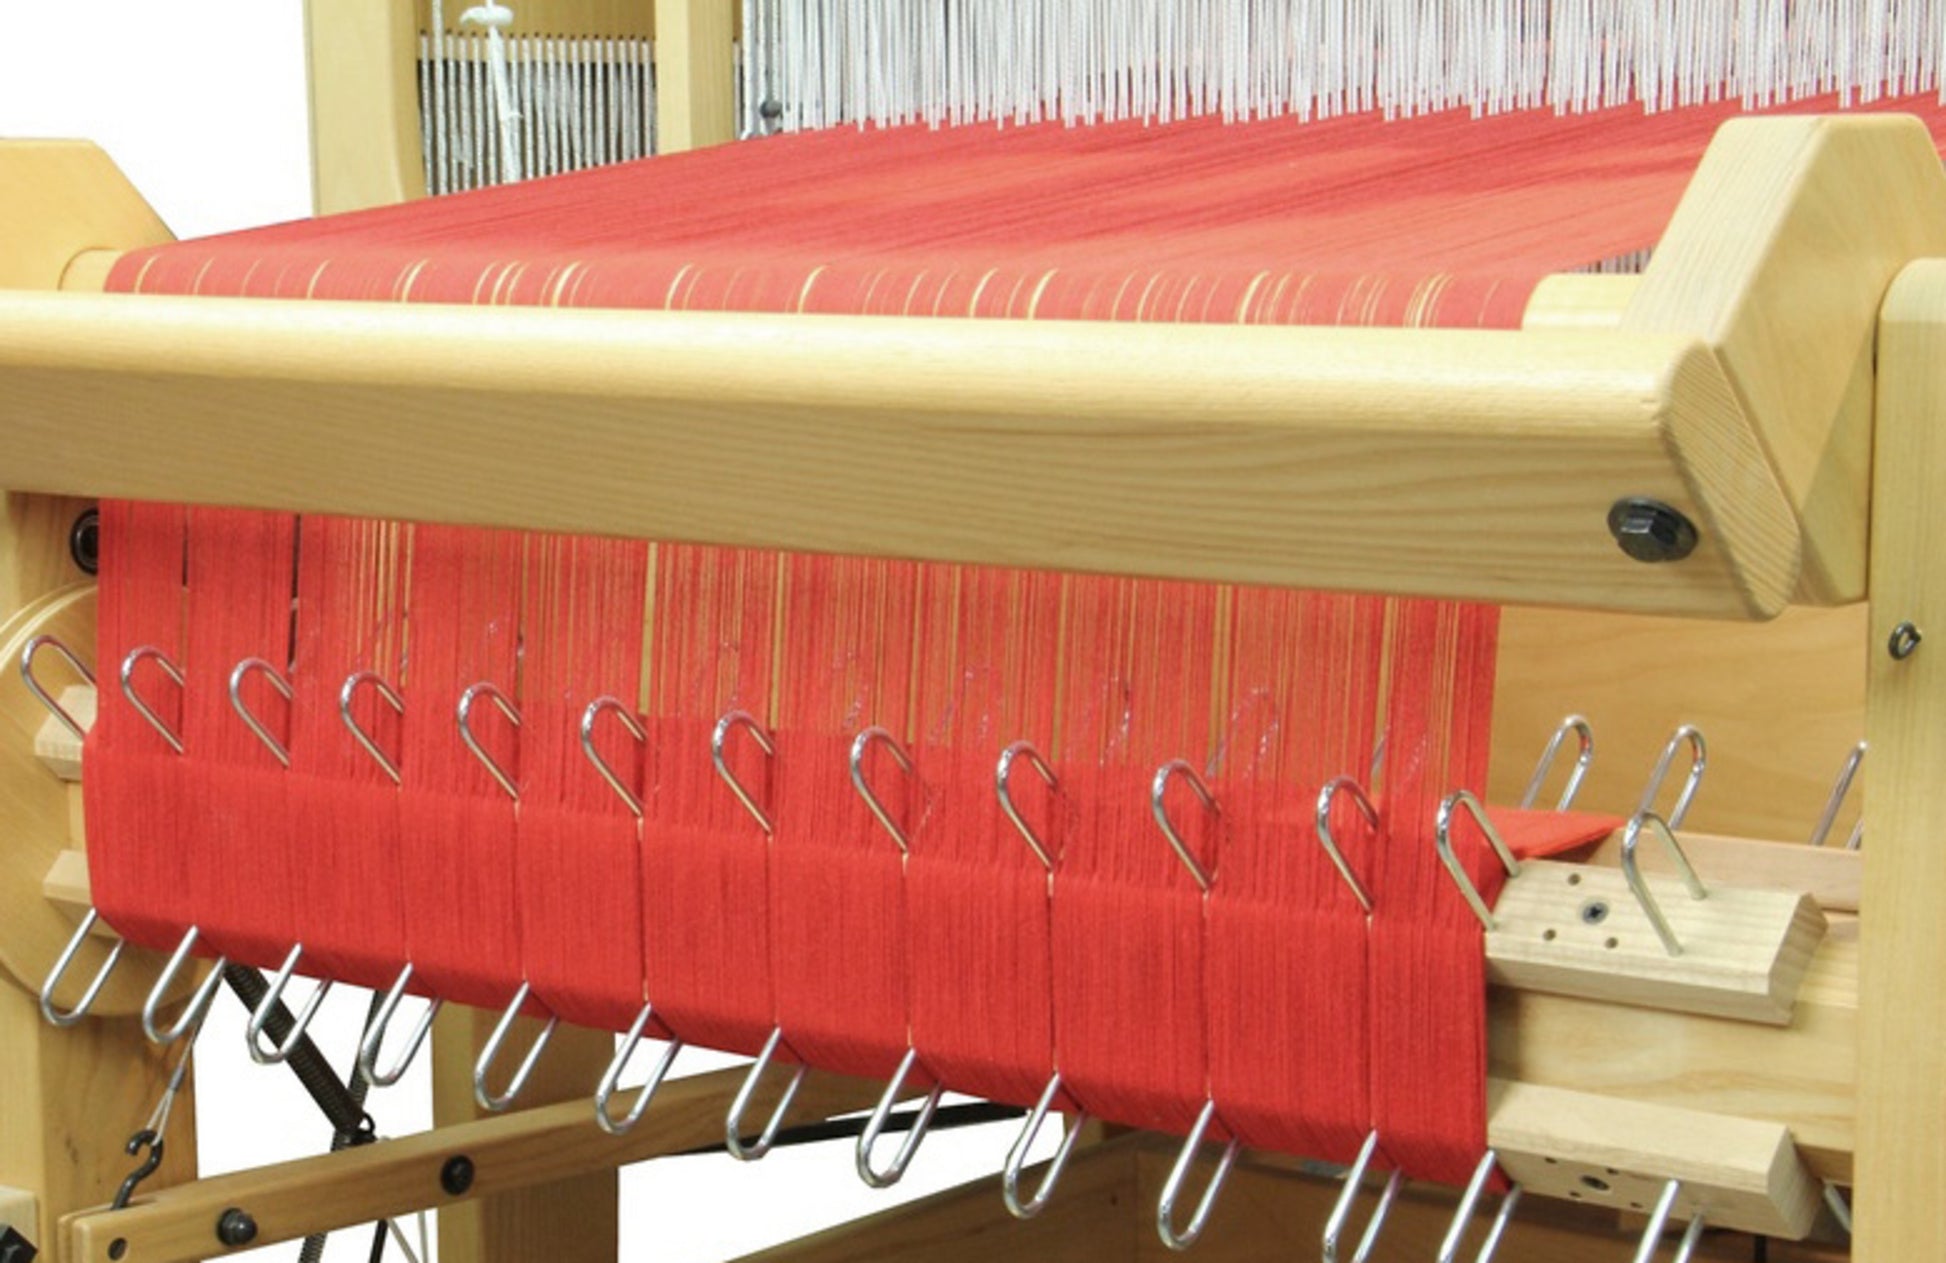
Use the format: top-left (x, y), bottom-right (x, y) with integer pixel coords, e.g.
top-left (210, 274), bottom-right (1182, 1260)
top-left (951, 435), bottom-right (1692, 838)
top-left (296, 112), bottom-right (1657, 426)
top-left (1624, 114), bottom-right (1946, 604)
top-left (0, 293), bottom-right (1799, 619)
top-left (417, 0), bottom-right (657, 38)
top-left (1853, 258), bottom-right (1946, 1262)
top-left (64, 1065), bottom-right (886, 1263)
top-left (1580, 831), bottom-right (1861, 913)
top-left (305, 0), bottom-right (429, 214)
top-left (1523, 273), bottom-right (1641, 330)
top-left (431, 1007), bottom-right (620, 1263)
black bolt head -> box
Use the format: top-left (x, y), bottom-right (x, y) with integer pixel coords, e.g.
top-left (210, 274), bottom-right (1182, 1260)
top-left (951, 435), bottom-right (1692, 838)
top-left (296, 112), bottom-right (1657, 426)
top-left (0, 1223), bottom-right (37, 1263)
top-left (441, 1155), bottom-right (476, 1197)
top-left (68, 508), bottom-right (99, 576)
top-left (214, 1208), bottom-right (258, 1248)
top-left (1607, 497), bottom-right (1699, 564)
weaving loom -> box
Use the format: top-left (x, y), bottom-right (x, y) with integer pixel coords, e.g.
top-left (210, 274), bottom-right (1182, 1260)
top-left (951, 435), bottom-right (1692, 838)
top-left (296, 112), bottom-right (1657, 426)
top-left (0, 3), bottom-right (1934, 1262)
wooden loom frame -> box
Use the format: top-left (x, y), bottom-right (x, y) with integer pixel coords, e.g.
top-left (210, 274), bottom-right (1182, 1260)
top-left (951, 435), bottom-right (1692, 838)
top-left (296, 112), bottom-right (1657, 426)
top-left (0, 7), bottom-right (1941, 1261)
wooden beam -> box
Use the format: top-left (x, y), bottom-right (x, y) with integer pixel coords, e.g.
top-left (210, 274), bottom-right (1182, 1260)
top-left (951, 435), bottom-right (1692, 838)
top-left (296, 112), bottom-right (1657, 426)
top-left (1853, 257), bottom-right (1946, 1262)
top-left (64, 1065), bottom-right (886, 1263)
top-left (0, 293), bottom-right (1799, 619)
top-left (304, 0), bottom-right (429, 215)
top-left (1624, 115), bottom-right (1946, 604)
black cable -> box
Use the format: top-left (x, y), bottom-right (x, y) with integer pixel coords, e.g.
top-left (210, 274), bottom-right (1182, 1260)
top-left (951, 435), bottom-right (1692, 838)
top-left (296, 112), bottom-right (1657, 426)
top-left (682, 1100), bottom-right (1026, 1159)
top-left (221, 965), bottom-right (373, 1139)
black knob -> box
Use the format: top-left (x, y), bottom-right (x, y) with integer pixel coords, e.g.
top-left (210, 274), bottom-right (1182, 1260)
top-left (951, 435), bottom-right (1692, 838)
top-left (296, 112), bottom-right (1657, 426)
top-left (214, 1208), bottom-right (258, 1248)
top-left (68, 508), bottom-right (99, 576)
top-left (1607, 497), bottom-right (1699, 564)
top-left (441, 1154), bottom-right (476, 1196)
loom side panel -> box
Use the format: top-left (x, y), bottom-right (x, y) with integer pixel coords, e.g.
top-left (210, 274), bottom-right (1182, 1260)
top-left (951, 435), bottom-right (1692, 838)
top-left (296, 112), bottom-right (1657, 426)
top-left (0, 142), bottom-right (171, 292)
top-left (1856, 258), bottom-right (1946, 1262)
top-left (305, 0), bottom-right (429, 215)
top-left (655, 0), bottom-right (737, 151)
top-left (1626, 114), bottom-right (1946, 605)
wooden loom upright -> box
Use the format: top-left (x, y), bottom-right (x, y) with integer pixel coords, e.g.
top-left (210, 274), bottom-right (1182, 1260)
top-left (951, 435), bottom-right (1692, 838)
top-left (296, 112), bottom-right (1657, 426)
top-left (0, 3), bottom-right (1939, 1261)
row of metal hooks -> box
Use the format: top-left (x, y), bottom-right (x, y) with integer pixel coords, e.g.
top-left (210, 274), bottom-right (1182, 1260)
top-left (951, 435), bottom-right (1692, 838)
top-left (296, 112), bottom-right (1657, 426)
top-left (21, 633), bottom-right (1865, 1255)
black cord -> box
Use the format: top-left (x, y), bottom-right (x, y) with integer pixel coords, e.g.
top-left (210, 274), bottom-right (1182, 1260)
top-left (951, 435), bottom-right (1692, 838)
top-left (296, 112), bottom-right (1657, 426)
top-left (684, 1100), bottom-right (1026, 1159)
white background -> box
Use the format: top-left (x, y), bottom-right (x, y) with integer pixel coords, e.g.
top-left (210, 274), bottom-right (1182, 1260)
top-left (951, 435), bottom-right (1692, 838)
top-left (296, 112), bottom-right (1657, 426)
top-left (0, 5), bottom-right (1043, 1258)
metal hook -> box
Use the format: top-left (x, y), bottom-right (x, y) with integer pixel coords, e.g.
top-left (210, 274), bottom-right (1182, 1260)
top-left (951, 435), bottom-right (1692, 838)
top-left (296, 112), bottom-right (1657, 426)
top-left (1519, 715), bottom-right (1594, 811)
top-left (594, 1002), bottom-right (684, 1136)
top-left (1632, 1179), bottom-right (1707, 1263)
top-left (341, 670), bottom-right (405, 784)
top-left (850, 726), bottom-right (918, 853)
top-left (141, 926), bottom-right (228, 1046)
top-left (713, 709), bottom-right (777, 834)
top-left (228, 657), bottom-right (293, 768)
top-left (1809, 741), bottom-right (1866, 849)
top-left (1152, 759), bottom-right (1219, 893)
top-left (1437, 1150), bottom-right (1524, 1263)
top-left (726, 1026), bottom-right (809, 1162)
top-left (21, 633), bottom-right (95, 741)
top-left (112, 1005), bottom-right (201, 1210)
top-left (1620, 811), bottom-right (1709, 957)
top-left (359, 963), bottom-right (444, 1088)
top-left (1637, 725), bottom-right (1707, 830)
top-left (245, 943), bottom-right (333, 1066)
top-left (580, 697), bottom-right (647, 817)
top-left (120, 645), bottom-right (185, 754)
top-left (1003, 1070), bottom-right (1090, 1220)
top-left (1155, 1098), bottom-right (1240, 1251)
top-left (457, 681), bottom-right (521, 800)
top-left (473, 981), bottom-right (560, 1112)
top-left (39, 907), bottom-right (126, 1027)
top-left (997, 740), bottom-right (1059, 872)
top-left (1314, 776), bottom-right (1379, 913)
top-left (1322, 1129), bottom-right (1403, 1263)
top-left (1434, 790), bottom-right (1522, 932)
top-left (856, 1046), bottom-right (945, 1188)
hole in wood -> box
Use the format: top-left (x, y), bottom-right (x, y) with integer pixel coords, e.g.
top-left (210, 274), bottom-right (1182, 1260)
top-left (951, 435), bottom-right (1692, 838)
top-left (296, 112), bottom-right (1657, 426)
top-left (1580, 1175), bottom-right (1612, 1194)
top-left (1604, 937), bottom-right (1620, 949)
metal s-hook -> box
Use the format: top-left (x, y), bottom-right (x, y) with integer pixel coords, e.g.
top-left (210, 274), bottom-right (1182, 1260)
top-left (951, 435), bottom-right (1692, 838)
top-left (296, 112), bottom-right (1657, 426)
top-left (246, 943), bottom-right (333, 1066)
top-left (1152, 759), bottom-right (1219, 893)
top-left (1002, 1070), bottom-right (1089, 1220)
top-left (359, 962), bottom-right (444, 1088)
top-left (39, 907), bottom-right (125, 1027)
top-left (713, 709), bottom-right (777, 834)
top-left (1155, 1098), bottom-right (1240, 1251)
top-left (228, 657), bottom-right (293, 767)
top-left (1433, 790), bottom-right (1522, 932)
top-left (1314, 776), bottom-right (1379, 913)
top-left (112, 1005), bottom-right (202, 1210)
top-left (1519, 715), bottom-right (1594, 811)
top-left (726, 1026), bottom-right (809, 1162)
top-left (1437, 1150), bottom-right (1523, 1263)
top-left (594, 1002), bottom-right (684, 1136)
top-left (457, 681), bottom-right (522, 800)
top-left (473, 981), bottom-right (560, 1112)
top-left (856, 1046), bottom-right (945, 1188)
top-left (997, 740), bottom-right (1060, 872)
top-left (850, 725), bottom-right (918, 852)
top-left (1322, 1129), bottom-right (1403, 1262)
top-left (340, 670), bottom-right (405, 784)
top-left (1619, 811), bottom-right (1710, 957)
top-left (121, 645), bottom-right (186, 754)
top-left (141, 925), bottom-right (227, 1046)
top-left (21, 633), bottom-right (94, 741)
top-left (1636, 725), bottom-right (1707, 830)
top-left (580, 696), bottom-right (647, 817)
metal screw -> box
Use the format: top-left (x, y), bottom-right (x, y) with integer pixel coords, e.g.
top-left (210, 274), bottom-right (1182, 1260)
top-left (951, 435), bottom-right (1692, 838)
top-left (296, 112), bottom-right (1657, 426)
top-left (68, 508), bottom-right (99, 576)
top-left (1579, 900), bottom-right (1611, 926)
top-left (214, 1209), bottom-right (257, 1248)
top-left (440, 1155), bottom-right (476, 1196)
top-left (1606, 498), bottom-right (1700, 564)
top-left (1889, 622), bottom-right (1923, 661)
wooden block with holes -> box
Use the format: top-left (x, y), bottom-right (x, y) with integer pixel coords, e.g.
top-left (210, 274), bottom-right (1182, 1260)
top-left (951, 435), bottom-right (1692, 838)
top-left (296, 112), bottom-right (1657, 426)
top-left (1487, 861), bottom-right (1827, 1025)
